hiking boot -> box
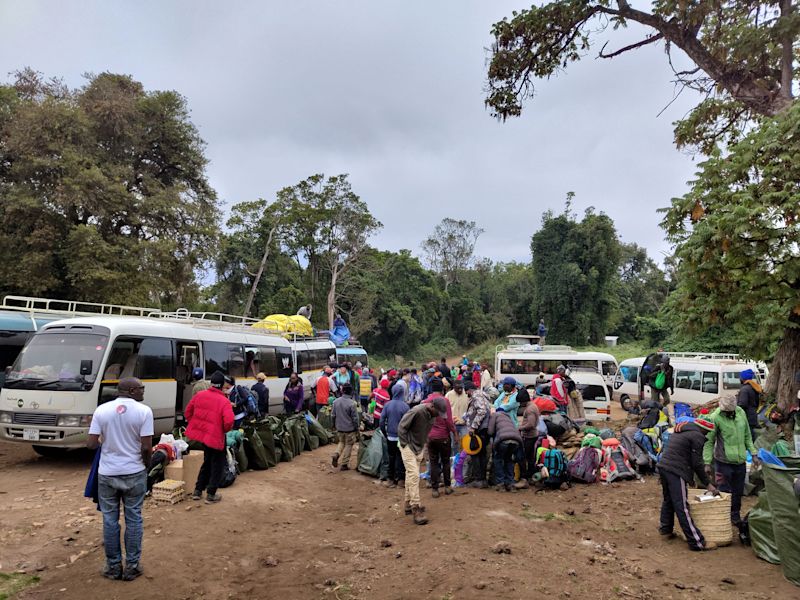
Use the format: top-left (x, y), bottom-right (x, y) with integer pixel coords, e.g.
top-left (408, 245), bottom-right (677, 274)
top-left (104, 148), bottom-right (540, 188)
top-left (412, 506), bottom-right (428, 525)
top-left (397, 479), bottom-right (405, 488)
top-left (102, 564), bottom-right (123, 580)
top-left (381, 479), bottom-right (397, 488)
top-left (470, 480), bottom-right (488, 489)
top-left (559, 482), bottom-right (570, 491)
top-left (122, 563), bottom-right (143, 581)
top-left (205, 493), bottom-right (222, 504)
top-left (444, 486), bottom-right (454, 496)
top-left (514, 479), bottom-right (529, 490)
top-left (331, 453), bottom-right (339, 468)
top-left (494, 484), bottom-right (505, 492)
top-left (404, 501), bottom-right (413, 515)
top-left (340, 464), bottom-right (350, 471)
top-left (431, 488), bottom-right (440, 499)
top-left (659, 529), bottom-right (676, 540)
top-left (191, 490), bottom-right (203, 501)
top-left (504, 484), bottom-right (516, 493)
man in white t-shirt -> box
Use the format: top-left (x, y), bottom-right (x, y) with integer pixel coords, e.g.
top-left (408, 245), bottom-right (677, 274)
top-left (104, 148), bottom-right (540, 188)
top-left (87, 377), bottom-right (154, 581)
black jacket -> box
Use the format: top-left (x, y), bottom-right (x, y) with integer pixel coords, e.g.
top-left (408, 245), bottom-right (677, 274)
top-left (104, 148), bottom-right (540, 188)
top-left (737, 383), bottom-right (759, 429)
top-left (657, 422), bottom-right (710, 487)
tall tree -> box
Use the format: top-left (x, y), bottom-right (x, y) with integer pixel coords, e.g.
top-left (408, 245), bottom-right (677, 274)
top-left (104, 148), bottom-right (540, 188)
top-left (0, 69), bottom-right (218, 307)
top-left (531, 199), bottom-right (621, 345)
top-left (486, 1), bottom-right (799, 151)
top-left (662, 103), bottom-right (800, 409)
top-left (610, 243), bottom-right (670, 340)
top-left (421, 218), bottom-right (484, 291)
top-left (276, 174), bottom-right (381, 328)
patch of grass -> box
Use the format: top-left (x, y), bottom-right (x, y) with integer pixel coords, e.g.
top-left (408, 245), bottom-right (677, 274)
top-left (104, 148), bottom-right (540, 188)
top-left (0, 572), bottom-right (40, 600)
top-left (520, 510), bottom-right (581, 523)
top-left (575, 341), bottom-right (654, 363)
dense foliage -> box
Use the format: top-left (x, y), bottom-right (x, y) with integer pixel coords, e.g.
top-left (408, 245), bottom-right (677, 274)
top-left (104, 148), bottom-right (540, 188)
top-left (662, 102), bottom-right (800, 407)
top-left (0, 69), bottom-right (219, 307)
top-left (486, 1), bottom-right (798, 152)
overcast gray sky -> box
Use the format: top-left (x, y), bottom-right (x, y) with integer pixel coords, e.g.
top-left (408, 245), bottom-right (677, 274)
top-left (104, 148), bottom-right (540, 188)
top-left (1, 0), bottom-right (701, 267)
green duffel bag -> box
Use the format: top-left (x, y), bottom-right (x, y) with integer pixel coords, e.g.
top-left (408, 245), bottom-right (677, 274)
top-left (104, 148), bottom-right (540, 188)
top-left (235, 439), bottom-right (248, 472)
top-left (243, 427), bottom-right (269, 470)
top-left (309, 435), bottom-right (320, 450)
top-left (285, 417), bottom-right (303, 456)
top-left (317, 406), bottom-right (333, 431)
top-left (299, 417), bottom-right (313, 452)
top-left (275, 430), bottom-right (293, 462)
top-left (306, 413), bottom-right (330, 446)
top-left (357, 430), bottom-right (384, 477)
top-left (255, 420), bottom-right (278, 468)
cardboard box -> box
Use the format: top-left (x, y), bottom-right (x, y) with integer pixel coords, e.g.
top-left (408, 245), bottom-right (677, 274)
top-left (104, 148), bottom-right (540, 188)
top-left (163, 451), bottom-right (204, 492)
top-left (182, 451), bottom-right (203, 491)
top-left (164, 459), bottom-right (184, 483)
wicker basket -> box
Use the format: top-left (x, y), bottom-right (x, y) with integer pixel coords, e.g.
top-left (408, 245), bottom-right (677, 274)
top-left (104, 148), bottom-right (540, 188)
top-left (676, 488), bottom-right (733, 546)
top-left (152, 479), bottom-right (186, 504)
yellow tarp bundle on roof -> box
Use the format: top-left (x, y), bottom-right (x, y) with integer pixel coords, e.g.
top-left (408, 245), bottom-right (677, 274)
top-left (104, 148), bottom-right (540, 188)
top-left (252, 313), bottom-right (313, 337)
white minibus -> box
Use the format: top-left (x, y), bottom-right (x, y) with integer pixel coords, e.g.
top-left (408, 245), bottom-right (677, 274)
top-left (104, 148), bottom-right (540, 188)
top-left (0, 312), bottom-right (296, 455)
top-left (613, 353), bottom-right (764, 411)
top-left (494, 345), bottom-right (619, 391)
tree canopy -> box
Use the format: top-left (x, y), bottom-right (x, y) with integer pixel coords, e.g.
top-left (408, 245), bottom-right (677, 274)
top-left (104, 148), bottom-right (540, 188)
top-left (0, 69), bottom-right (218, 307)
top-left (486, 1), bottom-right (798, 152)
top-left (662, 101), bottom-right (800, 407)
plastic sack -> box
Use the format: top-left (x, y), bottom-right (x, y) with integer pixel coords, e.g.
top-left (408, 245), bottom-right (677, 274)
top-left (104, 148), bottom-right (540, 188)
top-left (748, 492), bottom-right (781, 564)
top-left (761, 457), bottom-right (800, 586)
top-left (356, 429), bottom-right (386, 478)
top-left (453, 450), bottom-right (467, 486)
top-left (158, 433), bottom-right (176, 445)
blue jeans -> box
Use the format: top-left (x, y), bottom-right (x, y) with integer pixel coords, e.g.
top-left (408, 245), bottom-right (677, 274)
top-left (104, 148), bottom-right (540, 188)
top-left (98, 470), bottom-right (147, 568)
top-left (493, 440), bottom-right (518, 486)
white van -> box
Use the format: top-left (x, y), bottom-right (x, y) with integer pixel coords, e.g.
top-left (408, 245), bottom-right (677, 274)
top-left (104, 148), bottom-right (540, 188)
top-left (613, 353), bottom-right (764, 411)
top-left (494, 344), bottom-right (619, 391)
top-left (535, 368), bottom-right (611, 422)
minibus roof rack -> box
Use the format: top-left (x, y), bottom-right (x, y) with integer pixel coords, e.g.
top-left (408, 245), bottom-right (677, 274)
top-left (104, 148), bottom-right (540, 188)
top-left (662, 351), bottom-right (742, 361)
top-left (2, 295), bottom-right (159, 317)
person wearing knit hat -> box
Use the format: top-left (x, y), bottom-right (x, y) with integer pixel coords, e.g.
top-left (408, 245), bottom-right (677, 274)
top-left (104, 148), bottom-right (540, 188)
top-left (736, 369), bottom-right (762, 441)
top-left (703, 398), bottom-right (760, 529)
top-left (657, 418), bottom-right (718, 551)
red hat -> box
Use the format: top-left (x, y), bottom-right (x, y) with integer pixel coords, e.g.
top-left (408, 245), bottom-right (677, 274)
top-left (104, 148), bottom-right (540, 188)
top-left (388, 369), bottom-right (398, 377)
top-left (695, 418), bottom-right (715, 432)
top-left (699, 408), bottom-right (710, 415)
top-left (380, 379), bottom-right (390, 389)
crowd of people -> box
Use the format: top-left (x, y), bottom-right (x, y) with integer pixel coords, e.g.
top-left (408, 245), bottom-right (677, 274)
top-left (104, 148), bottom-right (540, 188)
top-left (84, 350), bottom-right (780, 582)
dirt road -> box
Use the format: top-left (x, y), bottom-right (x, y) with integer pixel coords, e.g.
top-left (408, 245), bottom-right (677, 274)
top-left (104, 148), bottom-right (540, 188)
top-left (0, 439), bottom-right (796, 600)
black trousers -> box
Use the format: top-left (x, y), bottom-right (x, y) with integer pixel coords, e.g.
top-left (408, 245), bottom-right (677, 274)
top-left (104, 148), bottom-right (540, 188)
top-left (715, 460), bottom-right (747, 524)
top-left (387, 439), bottom-right (405, 482)
top-left (428, 439), bottom-right (451, 489)
top-left (659, 471), bottom-right (706, 550)
top-left (195, 444), bottom-right (226, 495)
top-left (522, 436), bottom-right (539, 479)
top-left (469, 430), bottom-right (490, 482)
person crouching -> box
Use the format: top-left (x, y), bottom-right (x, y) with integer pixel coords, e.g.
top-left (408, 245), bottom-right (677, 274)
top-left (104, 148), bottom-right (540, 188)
top-left (658, 418), bottom-right (718, 551)
top-left (488, 406), bottom-right (523, 492)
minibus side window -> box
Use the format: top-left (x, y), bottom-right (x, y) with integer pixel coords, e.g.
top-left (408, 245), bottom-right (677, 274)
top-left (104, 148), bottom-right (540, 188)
top-left (258, 346), bottom-right (278, 377)
top-left (135, 338), bottom-right (173, 380)
top-left (702, 372), bottom-right (719, 394)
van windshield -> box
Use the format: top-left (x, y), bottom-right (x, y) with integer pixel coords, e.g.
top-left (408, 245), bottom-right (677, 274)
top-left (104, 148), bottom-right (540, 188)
top-left (5, 332), bottom-right (108, 391)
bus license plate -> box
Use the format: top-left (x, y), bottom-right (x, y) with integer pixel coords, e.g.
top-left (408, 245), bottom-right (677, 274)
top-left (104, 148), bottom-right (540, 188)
top-left (22, 428), bottom-right (39, 441)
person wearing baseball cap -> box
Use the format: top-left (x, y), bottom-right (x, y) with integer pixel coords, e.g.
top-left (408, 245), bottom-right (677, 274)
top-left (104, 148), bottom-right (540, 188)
top-left (397, 394), bottom-right (448, 525)
top-left (736, 368), bottom-right (761, 441)
top-left (657, 418), bottom-right (718, 551)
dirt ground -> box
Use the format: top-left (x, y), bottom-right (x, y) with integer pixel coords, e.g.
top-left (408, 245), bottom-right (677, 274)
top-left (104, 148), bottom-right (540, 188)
top-left (0, 436), bottom-right (797, 600)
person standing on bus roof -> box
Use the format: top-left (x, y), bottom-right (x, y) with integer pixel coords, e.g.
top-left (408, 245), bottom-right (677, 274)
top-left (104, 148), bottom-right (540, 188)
top-left (87, 377), bottom-right (154, 581)
top-left (538, 319), bottom-right (547, 345)
top-left (185, 371), bottom-right (235, 505)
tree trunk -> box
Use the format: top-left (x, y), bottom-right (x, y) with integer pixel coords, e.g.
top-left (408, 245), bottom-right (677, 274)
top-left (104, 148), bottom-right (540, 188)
top-left (779, 0), bottom-right (795, 103)
top-left (242, 225), bottom-right (278, 318)
top-left (765, 321), bottom-right (800, 411)
top-left (327, 263), bottom-right (339, 330)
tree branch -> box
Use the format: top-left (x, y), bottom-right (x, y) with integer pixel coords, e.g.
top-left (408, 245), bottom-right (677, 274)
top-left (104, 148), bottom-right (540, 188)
top-left (598, 33), bottom-right (663, 59)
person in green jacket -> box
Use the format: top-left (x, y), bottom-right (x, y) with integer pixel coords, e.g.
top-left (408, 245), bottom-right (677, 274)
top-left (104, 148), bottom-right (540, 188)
top-left (703, 396), bottom-right (760, 528)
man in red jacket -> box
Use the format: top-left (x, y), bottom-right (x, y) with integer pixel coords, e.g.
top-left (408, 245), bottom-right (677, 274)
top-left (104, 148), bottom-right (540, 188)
top-left (184, 371), bottom-right (235, 504)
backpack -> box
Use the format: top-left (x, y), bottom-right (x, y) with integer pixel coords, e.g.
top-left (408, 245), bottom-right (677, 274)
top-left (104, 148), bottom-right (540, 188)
top-left (233, 385), bottom-right (260, 420)
top-left (543, 413), bottom-right (577, 440)
top-left (568, 447), bottom-right (601, 483)
top-left (620, 427), bottom-right (656, 473)
top-left (541, 448), bottom-right (569, 487)
top-left (599, 440), bottom-right (638, 483)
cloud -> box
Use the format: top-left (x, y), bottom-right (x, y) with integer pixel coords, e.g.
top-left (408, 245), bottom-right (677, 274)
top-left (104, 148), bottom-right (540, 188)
top-left (1, 0), bottom-right (702, 269)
